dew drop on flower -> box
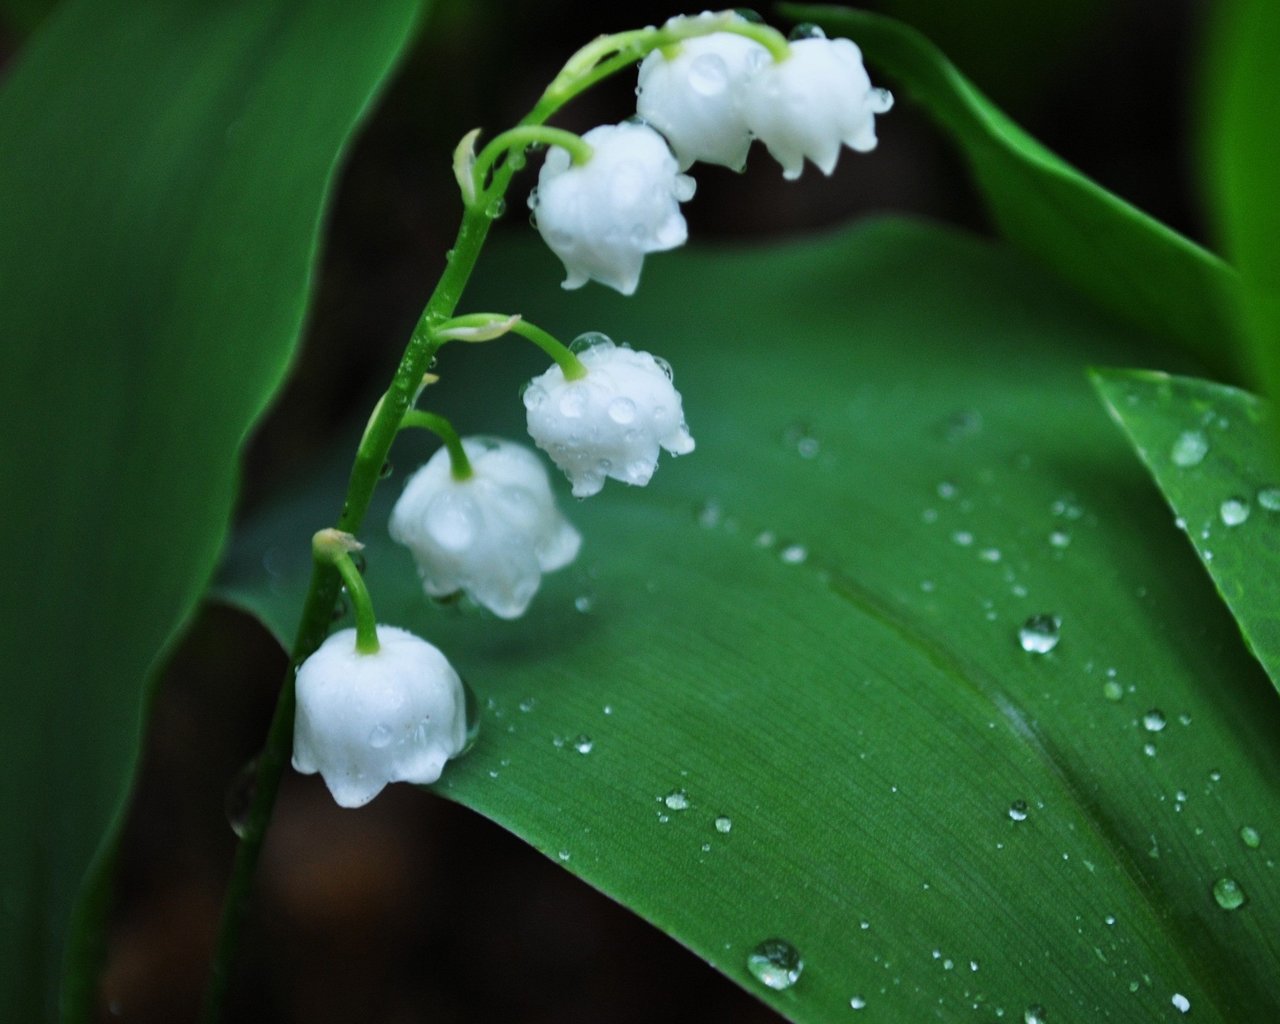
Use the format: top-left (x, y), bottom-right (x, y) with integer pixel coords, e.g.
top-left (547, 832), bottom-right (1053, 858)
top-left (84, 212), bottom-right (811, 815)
top-left (368, 724), bottom-right (393, 749)
top-left (1018, 614), bottom-right (1061, 654)
top-left (787, 21), bottom-right (824, 40)
top-left (688, 53), bottom-right (730, 96)
top-left (608, 397), bottom-right (637, 424)
top-left (746, 938), bottom-right (804, 990)
top-left (223, 757), bottom-right (259, 839)
top-left (1213, 876), bottom-right (1246, 910)
top-left (1219, 497), bottom-right (1250, 526)
top-left (1170, 430), bottom-right (1208, 467)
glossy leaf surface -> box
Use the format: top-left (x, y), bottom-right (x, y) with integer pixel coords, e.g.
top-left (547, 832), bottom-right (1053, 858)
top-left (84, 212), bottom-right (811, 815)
top-left (219, 221), bottom-right (1280, 1023)
top-left (1094, 369), bottom-right (1280, 695)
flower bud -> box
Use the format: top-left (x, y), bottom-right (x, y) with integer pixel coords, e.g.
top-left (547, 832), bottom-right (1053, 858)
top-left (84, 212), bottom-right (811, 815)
top-left (523, 335), bottom-right (694, 498)
top-left (741, 30), bottom-right (892, 180)
top-left (389, 437), bottom-right (581, 619)
top-left (529, 121), bottom-right (695, 295)
top-left (292, 626), bottom-right (468, 808)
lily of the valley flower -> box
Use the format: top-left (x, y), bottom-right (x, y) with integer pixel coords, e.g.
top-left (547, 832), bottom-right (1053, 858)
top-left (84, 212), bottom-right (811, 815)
top-left (529, 121), bottom-right (695, 295)
top-left (390, 437), bottom-right (581, 619)
top-left (740, 29), bottom-right (892, 180)
top-left (523, 335), bottom-right (694, 498)
top-left (292, 625), bottom-right (468, 808)
top-left (636, 29), bottom-right (768, 171)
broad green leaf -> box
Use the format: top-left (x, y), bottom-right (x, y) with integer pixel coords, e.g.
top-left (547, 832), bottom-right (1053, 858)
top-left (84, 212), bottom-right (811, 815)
top-left (1093, 369), bottom-right (1280, 694)
top-left (780, 4), bottom-right (1245, 382)
top-left (0, 1), bottom-right (423, 1018)
top-left (1205, 0), bottom-right (1280, 411)
top-left (218, 220), bottom-right (1280, 1023)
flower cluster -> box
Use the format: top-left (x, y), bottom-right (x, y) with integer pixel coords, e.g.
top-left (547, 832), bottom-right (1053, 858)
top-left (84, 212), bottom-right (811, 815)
top-left (533, 17), bottom-right (891, 292)
top-left (291, 13), bottom-right (891, 808)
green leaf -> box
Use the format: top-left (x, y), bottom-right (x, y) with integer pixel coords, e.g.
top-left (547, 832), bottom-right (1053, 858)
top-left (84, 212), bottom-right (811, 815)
top-left (0, 1), bottom-right (423, 1018)
top-left (1093, 369), bottom-right (1280, 694)
top-left (218, 220), bottom-right (1280, 1023)
top-left (1205, 0), bottom-right (1280, 410)
top-left (780, 4), bottom-right (1244, 382)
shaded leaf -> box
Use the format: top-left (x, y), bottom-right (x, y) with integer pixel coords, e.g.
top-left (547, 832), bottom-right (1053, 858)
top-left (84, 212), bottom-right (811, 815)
top-left (0, 0), bottom-right (423, 1017)
top-left (1205, 0), bottom-right (1280, 411)
top-left (780, 4), bottom-right (1244, 381)
top-left (219, 220), bottom-right (1280, 1023)
top-left (1093, 369), bottom-right (1280, 695)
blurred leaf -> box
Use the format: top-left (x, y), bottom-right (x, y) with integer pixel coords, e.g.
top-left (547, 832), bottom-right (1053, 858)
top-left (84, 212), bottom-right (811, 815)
top-left (0, 0), bottom-right (423, 1018)
top-left (1205, 0), bottom-right (1280, 411)
top-left (219, 220), bottom-right (1280, 1023)
top-left (781, 4), bottom-right (1243, 382)
top-left (1093, 369), bottom-right (1280, 694)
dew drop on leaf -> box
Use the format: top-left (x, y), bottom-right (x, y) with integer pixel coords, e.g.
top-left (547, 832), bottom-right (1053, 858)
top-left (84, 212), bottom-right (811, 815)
top-left (1008, 800), bottom-right (1029, 822)
top-left (1213, 876), bottom-right (1246, 910)
top-left (1240, 825), bottom-right (1261, 849)
top-left (1219, 497), bottom-right (1250, 526)
top-left (747, 938), bottom-right (804, 990)
top-left (664, 789), bottom-right (690, 811)
top-left (1018, 614), bottom-right (1061, 654)
top-left (715, 815), bottom-right (733, 834)
top-left (1141, 709), bottom-right (1167, 733)
top-left (1171, 993), bottom-right (1191, 1014)
top-left (1024, 1004), bottom-right (1047, 1024)
top-left (1258, 486), bottom-right (1280, 511)
top-left (1170, 430), bottom-right (1208, 467)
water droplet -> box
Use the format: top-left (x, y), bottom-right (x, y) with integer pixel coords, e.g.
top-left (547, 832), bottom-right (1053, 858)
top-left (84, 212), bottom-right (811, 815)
top-left (1008, 799), bottom-right (1029, 822)
top-left (572, 734), bottom-right (593, 755)
top-left (1024, 1004), bottom-right (1047, 1024)
top-left (850, 996), bottom-right (867, 1010)
top-left (368, 724), bottom-right (392, 749)
top-left (1018, 614), bottom-right (1061, 654)
top-left (754, 530), bottom-right (776, 548)
top-left (1240, 825), bottom-right (1261, 849)
top-left (486, 197), bottom-right (506, 219)
top-left (715, 815), bottom-right (733, 834)
top-left (788, 22), bottom-right (824, 39)
top-left (518, 697), bottom-right (537, 713)
top-left (747, 938), bottom-right (804, 990)
top-left (978, 547), bottom-right (1002, 563)
top-left (223, 757), bottom-right (259, 839)
top-left (1209, 768), bottom-right (1222, 782)
top-left (558, 385), bottom-right (588, 418)
top-left (688, 52), bottom-right (729, 95)
top-left (664, 789), bottom-right (690, 810)
top-left (780, 543), bottom-right (808, 564)
top-left (696, 499), bottom-right (722, 528)
top-left (1213, 876), bottom-right (1246, 910)
top-left (937, 480), bottom-right (958, 500)
top-left (574, 594), bottom-right (595, 614)
top-left (1219, 497), bottom-right (1250, 526)
top-left (1103, 680), bottom-right (1124, 702)
top-left (557, 849), bottom-right (571, 861)
top-left (608, 397), bottom-right (637, 424)
top-left (331, 595), bottom-right (349, 622)
top-left (1171, 993), bottom-right (1190, 1014)
top-left (1258, 486), bottom-right (1280, 511)
top-left (951, 530), bottom-right (974, 547)
top-left (1143, 742), bottom-right (1157, 757)
top-left (378, 460), bottom-right (394, 479)
top-left (1171, 430), bottom-right (1208, 467)
top-left (1048, 530), bottom-right (1072, 550)
top-left (1141, 709), bottom-right (1166, 733)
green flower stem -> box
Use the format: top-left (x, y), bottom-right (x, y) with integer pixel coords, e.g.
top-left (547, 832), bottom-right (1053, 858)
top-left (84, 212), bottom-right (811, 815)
top-left (202, 12), bottom-right (774, 1019)
top-left (399, 410), bottom-right (474, 480)
top-left (473, 125), bottom-right (592, 202)
top-left (508, 319), bottom-right (588, 380)
top-left (311, 530), bottom-right (380, 654)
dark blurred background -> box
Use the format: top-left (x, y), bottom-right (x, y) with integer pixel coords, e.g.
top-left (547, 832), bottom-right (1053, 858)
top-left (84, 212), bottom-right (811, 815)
top-left (0, 0), bottom-right (1217, 1020)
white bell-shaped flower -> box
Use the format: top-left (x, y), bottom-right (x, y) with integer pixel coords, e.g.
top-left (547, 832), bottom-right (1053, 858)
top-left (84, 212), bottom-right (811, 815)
top-left (292, 625), bottom-right (468, 808)
top-left (637, 29), bottom-right (768, 171)
top-left (741, 30), bottom-right (893, 180)
top-left (390, 437), bottom-right (581, 619)
top-left (529, 121), bottom-right (696, 295)
top-left (524, 335), bottom-right (695, 498)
